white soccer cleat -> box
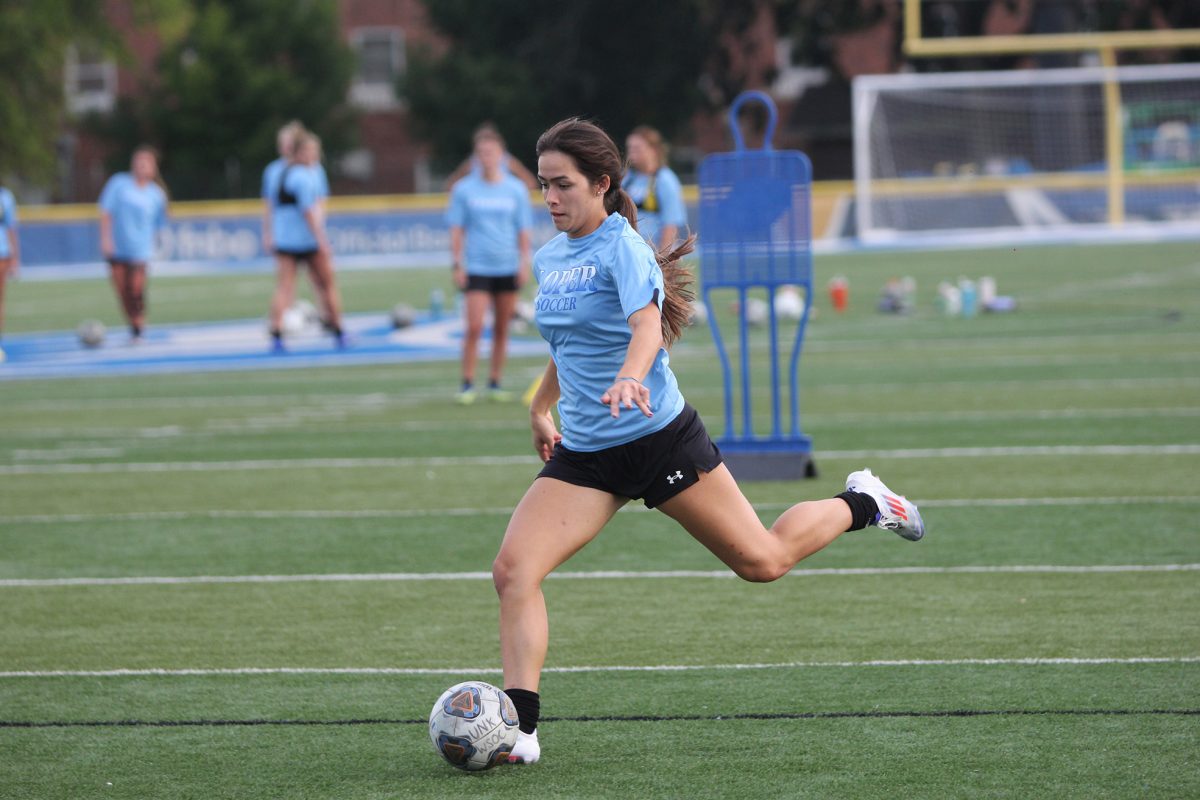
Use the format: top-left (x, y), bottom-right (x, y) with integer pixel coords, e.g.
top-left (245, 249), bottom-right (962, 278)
top-left (506, 729), bottom-right (540, 764)
top-left (845, 468), bottom-right (925, 541)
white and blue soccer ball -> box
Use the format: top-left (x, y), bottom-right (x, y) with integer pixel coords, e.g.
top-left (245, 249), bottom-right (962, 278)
top-left (77, 319), bottom-right (107, 348)
top-left (428, 680), bottom-right (520, 771)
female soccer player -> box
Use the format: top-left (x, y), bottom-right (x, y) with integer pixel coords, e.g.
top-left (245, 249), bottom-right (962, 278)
top-left (447, 126), bottom-right (534, 402)
top-left (493, 118), bottom-right (925, 764)
top-left (266, 130), bottom-right (344, 351)
top-left (99, 146), bottom-right (168, 342)
top-left (261, 120), bottom-right (305, 256)
top-left (444, 123), bottom-right (538, 191)
top-left (0, 182), bottom-right (18, 361)
top-left (621, 125), bottom-right (688, 250)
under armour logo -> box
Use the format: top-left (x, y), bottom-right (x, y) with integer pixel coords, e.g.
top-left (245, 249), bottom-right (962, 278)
top-left (666, 470), bottom-right (684, 484)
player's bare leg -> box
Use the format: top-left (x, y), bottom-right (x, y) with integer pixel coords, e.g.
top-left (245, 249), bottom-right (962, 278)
top-left (268, 256), bottom-right (298, 352)
top-left (493, 478), bottom-right (625, 762)
top-left (657, 464), bottom-right (853, 579)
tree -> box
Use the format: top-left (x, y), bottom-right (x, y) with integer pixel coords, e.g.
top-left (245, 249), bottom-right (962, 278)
top-left (402, 0), bottom-right (763, 175)
top-left (0, 0), bottom-right (183, 187)
top-left (96, 0), bottom-right (355, 199)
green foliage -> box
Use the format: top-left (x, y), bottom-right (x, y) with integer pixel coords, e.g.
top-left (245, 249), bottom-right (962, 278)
top-left (0, 1), bottom-right (125, 184)
top-left (96, 0), bottom-right (356, 200)
top-left (402, 0), bottom-right (749, 174)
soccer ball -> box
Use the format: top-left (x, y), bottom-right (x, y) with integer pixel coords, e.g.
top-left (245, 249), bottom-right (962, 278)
top-left (773, 286), bottom-right (805, 320)
top-left (428, 681), bottom-right (519, 771)
top-left (742, 296), bottom-right (768, 327)
top-left (390, 303), bottom-right (416, 329)
top-left (280, 306), bottom-right (308, 337)
top-left (77, 319), bottom-right (107, 348)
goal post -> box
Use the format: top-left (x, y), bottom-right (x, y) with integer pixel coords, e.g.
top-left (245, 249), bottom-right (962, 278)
top-left (853, 62), bottom-right (1200, 246)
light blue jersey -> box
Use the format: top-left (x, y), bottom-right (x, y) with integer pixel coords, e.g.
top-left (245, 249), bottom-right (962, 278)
top-left (534, 212), bottom-right (685, 451)
top-left (446, 173), bottom-right (532, 276)
top-left (267, 163), bottom-right (321, 252)
top-left (262, 157), bottom-right (285, 202)
top-left (622, 166), bottom-right (686, 247)
top-left (98, 173), bottom-right (168, 262)
top-left (263, 158), bottom-right (329, 199)
top-left (0, 188), bottom-right (17, 259)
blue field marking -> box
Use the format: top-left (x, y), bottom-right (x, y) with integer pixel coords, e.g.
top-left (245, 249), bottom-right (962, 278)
top-left (0, 313), bottom-right (548, 380)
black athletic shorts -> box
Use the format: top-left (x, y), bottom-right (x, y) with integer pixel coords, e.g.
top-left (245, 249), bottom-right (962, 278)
top-left (537, 403), bottom-right (723, 508)
top-left (106, 257), bottom-right (147, 271)
top-left (275, 248), bottom-right (318, 265)
top-left (465, 274), bottom-right (518, 294)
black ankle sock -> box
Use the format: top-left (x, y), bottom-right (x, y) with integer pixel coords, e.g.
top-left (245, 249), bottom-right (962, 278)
top-left (505, 688), bottom-right (540, 734)
top-left (270, 329), bottom-right (283, 342)
top-left (836, 490), bottom-right (879, 531)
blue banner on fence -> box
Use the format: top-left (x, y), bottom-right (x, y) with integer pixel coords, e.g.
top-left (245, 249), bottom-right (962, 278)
top-left (17, 206), bottom-right (576, 280)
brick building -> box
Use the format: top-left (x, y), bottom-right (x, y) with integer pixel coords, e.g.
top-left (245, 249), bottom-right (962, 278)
top-left (56, 0), bottom-right (904, 202)
top-left (59, 0), bottom-right (444, 202)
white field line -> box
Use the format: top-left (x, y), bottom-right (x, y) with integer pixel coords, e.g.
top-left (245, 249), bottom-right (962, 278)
top-left (2, 656), bottom-right (1198, 679)
top-left (2, 495), bottom-right (1198, 525)
top-left (3, 444), bottom-right (1200, 476)
top-left (2, 563), bottom-right (1197, 588)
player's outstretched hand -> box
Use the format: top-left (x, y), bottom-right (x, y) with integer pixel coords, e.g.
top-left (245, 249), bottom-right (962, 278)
top-left (531, 409), bottom-right (561, 463)
top-left (600, 378), bottom-right (652, 419)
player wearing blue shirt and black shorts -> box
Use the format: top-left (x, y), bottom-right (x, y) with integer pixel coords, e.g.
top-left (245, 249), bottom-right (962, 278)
top-left (0, 185), bottom-right (19, 361)
top-left (265, 130), bottom-right (344, 351)
top-left (491, 118), bottom-right (926, 766)
top-left (447, 126), bottom-right (533, 402)
top-left (99, 146), bottom-right (168, 342)
top-left (622, 125), bottom-right (688, 250)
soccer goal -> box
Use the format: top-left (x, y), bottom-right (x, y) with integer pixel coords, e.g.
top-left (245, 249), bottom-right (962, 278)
top-left (853, 62), bottom-right (1200, 246)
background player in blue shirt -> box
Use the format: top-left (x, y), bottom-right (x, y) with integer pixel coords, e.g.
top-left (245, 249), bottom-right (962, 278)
top-left (491, 118), bottom-right (926, 765)
top-left (622, 125), bottom-right (688, 250)
top-left (265, 130), bottom-right (344, 351)
top-left (447, 126), bottom-right (533, 402)
top-left (0, 184), bottom-right (19, 361)
top-left (261, 120), bottom-right (305, 256)
top-left (444, 123), bottom-right (538, 192)
top-left (99, 146), bottom-right (168, 342)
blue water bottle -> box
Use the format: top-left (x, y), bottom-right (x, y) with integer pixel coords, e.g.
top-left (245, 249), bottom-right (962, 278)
top-left (430, 288), bottom-right (445, 321)
top-left (959, 279), bottom-right (977, 319)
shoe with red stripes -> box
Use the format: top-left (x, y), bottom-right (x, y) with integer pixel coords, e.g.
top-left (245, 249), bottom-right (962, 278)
top-left (845, 468), bottom-right (925, 541)
top-left (507, 729), bottom-right (540, 764)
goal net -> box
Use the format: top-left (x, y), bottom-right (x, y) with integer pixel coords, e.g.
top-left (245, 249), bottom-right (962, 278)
top-left (853, 62), bottom-right (1200, 246)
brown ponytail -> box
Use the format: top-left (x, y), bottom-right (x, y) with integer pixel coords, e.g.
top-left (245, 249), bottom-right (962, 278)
top-left (655, 234), bottom-right (696, 347)
top-left (537, 117), bottom-right (696, 347)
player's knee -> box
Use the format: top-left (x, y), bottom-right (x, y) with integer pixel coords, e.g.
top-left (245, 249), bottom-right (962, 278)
top-left (491, 553), bottom-right (525, 598)
top-left (493, 550), bottom-right (551, 601)
top-left (732, 556), bottom-right (790, 583)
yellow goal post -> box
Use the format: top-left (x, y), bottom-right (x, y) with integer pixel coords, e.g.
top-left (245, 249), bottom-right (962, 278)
top-left (898, 0), bottom-right (1200, 227)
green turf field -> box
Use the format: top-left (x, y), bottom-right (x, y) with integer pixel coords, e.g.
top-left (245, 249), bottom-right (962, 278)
top-left (2, 241), bottom-right (1198, 799)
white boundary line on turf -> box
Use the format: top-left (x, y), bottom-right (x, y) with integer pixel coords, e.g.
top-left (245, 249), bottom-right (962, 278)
top-left (2, 656), bottom-right (1197, 679)
top-left (1, 495), bottom-right (1197, 525)
top-left (3, 444), bottom-right (1200, 475)
top-left (2, 563), bottom-right (1196, 588)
